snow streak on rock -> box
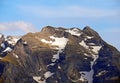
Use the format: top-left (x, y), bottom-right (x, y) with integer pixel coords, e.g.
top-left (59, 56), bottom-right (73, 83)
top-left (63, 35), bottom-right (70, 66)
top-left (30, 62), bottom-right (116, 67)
top-left (44, 71), bottom-right (54, 79)
top-left (79, 39), bottom-right (102, 83)
top-left (41, 39), bottom-right (52, 44)
top-left (91, 46), bottom-right (102, 54)
top-left (33, 71), bottom-right (54, 83)
top-left (3, 47), bottom-right (12, 52)
top-left (86, 36), bottom-right (93, 39)
top-left (79, 46), bottom-right (101, 83)
top-left (79, 40), bottom-right (89, 49)
top-left (41, 36), bottom-right (68, 62)
top-left (40, 36), bottom-right (68, 82)
top-left (13, 53), bottom-right (19, 58)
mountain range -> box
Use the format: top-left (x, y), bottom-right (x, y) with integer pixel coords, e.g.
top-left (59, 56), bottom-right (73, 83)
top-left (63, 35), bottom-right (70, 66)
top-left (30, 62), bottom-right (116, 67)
top-left (0, 26), bottom-right (120, 83)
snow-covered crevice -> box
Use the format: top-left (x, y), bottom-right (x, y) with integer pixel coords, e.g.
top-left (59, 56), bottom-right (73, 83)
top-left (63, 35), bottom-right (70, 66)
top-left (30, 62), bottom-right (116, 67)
top-left (41, 36), bottom-right (68, 62)
top-left (39, 36), bottom-right (68, 82)
top-left (79, 45), bottom-right (102, 83)
top-left (49, 36), bottom-right (68, 63)
top-left (51, 50), bottom-right (61, 62)
top-left (65, 28), bottom-right (82, 36)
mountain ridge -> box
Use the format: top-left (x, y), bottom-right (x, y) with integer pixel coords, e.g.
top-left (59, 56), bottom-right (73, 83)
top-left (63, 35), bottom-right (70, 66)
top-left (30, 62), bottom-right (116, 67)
top-left (0, 26), bottom-right (120, 83)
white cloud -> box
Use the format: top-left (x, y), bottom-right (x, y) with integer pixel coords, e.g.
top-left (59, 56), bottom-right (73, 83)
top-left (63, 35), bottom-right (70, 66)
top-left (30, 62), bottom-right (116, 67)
top-left (0, 21), bottom-right (36, 33)
top-left (18, 5), bottom-right (118, 18)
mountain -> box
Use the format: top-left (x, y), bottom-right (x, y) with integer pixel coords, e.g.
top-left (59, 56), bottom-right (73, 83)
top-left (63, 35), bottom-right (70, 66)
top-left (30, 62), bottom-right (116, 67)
top-left (0, 34), bottom-right (20, 57)
top-left (0, 26), bottom-right (120, 83)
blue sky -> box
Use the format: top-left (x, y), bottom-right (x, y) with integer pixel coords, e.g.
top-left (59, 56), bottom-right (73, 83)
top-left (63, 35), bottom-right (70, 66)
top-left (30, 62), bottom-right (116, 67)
top-left (0, 0), bottom-right (120, 50)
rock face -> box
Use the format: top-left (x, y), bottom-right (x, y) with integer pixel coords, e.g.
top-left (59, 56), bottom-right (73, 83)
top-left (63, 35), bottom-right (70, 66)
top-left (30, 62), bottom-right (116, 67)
top-left (0, 26), bottom-right (120, 83)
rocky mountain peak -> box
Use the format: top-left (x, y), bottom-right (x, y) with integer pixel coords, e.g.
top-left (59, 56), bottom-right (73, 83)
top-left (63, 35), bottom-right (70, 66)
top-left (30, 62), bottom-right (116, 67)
top-left (83, 26), bottom-right (101, 39)
top-left (0, 26), bottom-right (120, 83)
top-left (41, 26), bottom-right (56, 35)
top-left (83, 26), bottom-right (92, 30)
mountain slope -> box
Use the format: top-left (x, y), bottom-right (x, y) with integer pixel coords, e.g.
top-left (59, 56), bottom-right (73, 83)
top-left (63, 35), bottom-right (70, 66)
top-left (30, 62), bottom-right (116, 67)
top-left (0, 26), bottom-right (120, 83)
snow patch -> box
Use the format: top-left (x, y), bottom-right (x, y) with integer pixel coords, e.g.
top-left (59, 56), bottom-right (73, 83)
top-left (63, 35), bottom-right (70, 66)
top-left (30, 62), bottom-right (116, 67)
top-left (79, 75), bottom-right (85, 82)
top-left (52, 50), bottom-right (61, 62)
top-left (47, 63), bottom-right (55, 66)
top-left (13, 53), bottom-right (19, 58)
top-left (86, 36), bottom-right (93, 39)
top-left (3, 47), bottom-right (12, 52)
top-left (84, 53), bottom-right (89, 57)
top-left (96, 70), bottom-right (108, 77)
top-left (1, 43), bottom-right (5, 48)
top-left (41, 39), bottom-right (52, 44)
top-left (33, 71), bottom-right (54, 83)
top-left (50, 36), bottom-right (68, 49)
top-left (44, 71), bottom-right (54, 79)
top-left (33, 76), bottom-right (46, 83)
top-left (79, 40), bottom-right (89, 49)
top-left (79, 71), bottom-right (93, 83)
top-left (41, 36), bottom-right (68, 62)
top-left (58, 65), bottom-right (61, 69)
top-left (88, 43), bottom-right (95, 45)
top-left (41, 36), bottom-right (68, 50)
top-left (42, 36), bottom-right (68, 68)
top-left (79, 45), bottom-right (102, 83)
top-left (91, 46), bottom-right (102, 54)
top-left (65, 28), bottom-right (82, 36)
top-left (39, 68), bottom-right (42, 71)
top-left (23, 41), bottom-right (27, 45)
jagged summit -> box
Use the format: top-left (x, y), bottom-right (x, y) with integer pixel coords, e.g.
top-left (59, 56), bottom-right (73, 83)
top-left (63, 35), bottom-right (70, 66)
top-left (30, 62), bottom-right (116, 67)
top-left (41, 26), bottom-right (55, 33)
top-left (0, 26), bottom-right (120, 83)
top-left (83, 26), bottom-right (101, 39)
top-left (83, 26), bottom-right (92, 30)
